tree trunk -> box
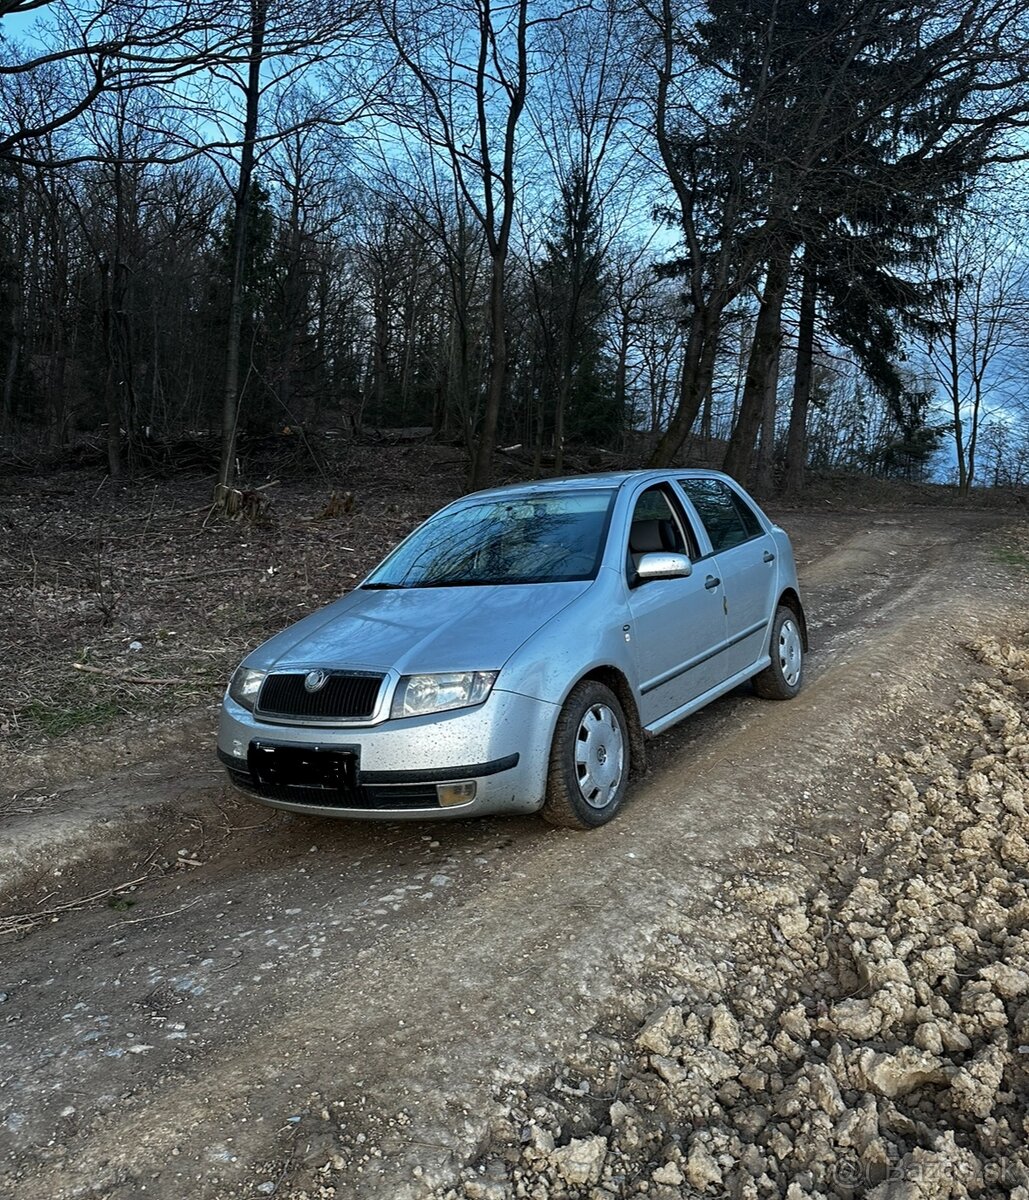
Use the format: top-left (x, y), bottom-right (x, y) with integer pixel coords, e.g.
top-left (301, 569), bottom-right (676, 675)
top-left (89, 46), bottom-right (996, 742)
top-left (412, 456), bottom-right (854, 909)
top-left (944, 297), bottom-right (968, 496)
top-left (614, 311), bottom-right (629, 454)
top-left (648, 309), bottom-right (718, 466)
top-left (531, 393), bottom-right (544, 474)
top-left (448, 312), bottom-right (470, 445)
top-left (1, 180), bottom-right (25, 423)
top-left (102, 368), bottom-right (123, 478)
top-left (446, 219), bottom-right (474, 455)
top-left (469, 253), bottom-right (506, 490)
top-left (216, 0), bottom-right (266, 507)
top-left (730, 318), bottom-right (748, 430)
top-left (95, 155), bottom-right (135, 479)
top-left (112, 259), bottom-right (138, 466)
top-left (1, 327), bottom-right (20, 424)
top-left (432, 321), bottom-right (448, 438)
top-left (782, 252), bottom-right (816, 496)
top-left (965, 373), bottom-right (983, 495)
top-left (754, 337), bottom-right (781, 497)
top-left (98, 261), bottom-right (123, 479)
top-left (699, 374), bottom-right (713, 441)
top-left (372, 280), bottom-right (388, 419)
top-left (553, 372), bottom-right (569, 475)
top-left (276, 191), bottom-right (302, 423)
top-left (723, 252), bottom-right (790, 483)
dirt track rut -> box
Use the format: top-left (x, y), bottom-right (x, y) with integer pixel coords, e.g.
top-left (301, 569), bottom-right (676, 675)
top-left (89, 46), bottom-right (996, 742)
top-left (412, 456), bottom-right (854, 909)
top-left (0, 507), bottom-right (1024, 1200)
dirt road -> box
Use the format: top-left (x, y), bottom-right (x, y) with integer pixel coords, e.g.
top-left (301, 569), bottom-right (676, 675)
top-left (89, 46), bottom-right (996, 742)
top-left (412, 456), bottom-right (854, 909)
top-left (0, 506), bottom-right (1025, 1200)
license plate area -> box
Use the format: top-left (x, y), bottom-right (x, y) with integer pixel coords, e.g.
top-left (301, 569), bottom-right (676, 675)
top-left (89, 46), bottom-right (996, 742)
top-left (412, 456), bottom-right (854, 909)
top-left (248, 740), bottom-right (358, 796)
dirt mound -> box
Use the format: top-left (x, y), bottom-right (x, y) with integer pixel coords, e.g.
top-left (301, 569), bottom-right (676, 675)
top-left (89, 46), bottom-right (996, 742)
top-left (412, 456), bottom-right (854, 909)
top-left (436, 634), bottom-right (1029, 1200)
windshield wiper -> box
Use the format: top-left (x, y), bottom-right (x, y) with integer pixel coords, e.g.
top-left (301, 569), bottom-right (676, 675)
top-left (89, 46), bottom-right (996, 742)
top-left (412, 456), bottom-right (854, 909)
top-left (364, 578), bottom-right (492, 589)
top-left (364, 577), bottom-right (515, 589)
top-left (417, 578), bottom-right (487, 587)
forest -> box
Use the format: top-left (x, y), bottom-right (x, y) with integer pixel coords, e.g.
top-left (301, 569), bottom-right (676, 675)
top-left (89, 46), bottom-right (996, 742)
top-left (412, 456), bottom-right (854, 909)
top-left (2, 0), bottom-right (1029, 503)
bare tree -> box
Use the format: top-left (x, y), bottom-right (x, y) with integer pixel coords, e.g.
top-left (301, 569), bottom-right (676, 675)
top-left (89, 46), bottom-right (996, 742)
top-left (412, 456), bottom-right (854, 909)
top-left (263, 115), bottom-right (351, 421)
top-left (922, 211), bottom-right (1029, 496)
top-left (0, 159), bottom-right (28, 422)
top-left (0, 0), bottom-right (245, 161)
top-left (605, 237), bottom-right (667, 447)
top-left (211, 0), bottom-right (267, 506)
top-left (200, 0), bottom-right (373, 506)
top-left (374, 0), bottom-right (548, 489)
top-left (519, 0), bottom-right (638, 472)
top-left (978, 417), bottom-right (1029, 488)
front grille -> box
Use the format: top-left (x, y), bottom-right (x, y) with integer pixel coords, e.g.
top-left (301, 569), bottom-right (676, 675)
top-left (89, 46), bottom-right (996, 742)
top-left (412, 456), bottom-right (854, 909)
top-left (238, 779), bottom-right (439, 810)
top-left (257, 671), bottom-right (385, 720)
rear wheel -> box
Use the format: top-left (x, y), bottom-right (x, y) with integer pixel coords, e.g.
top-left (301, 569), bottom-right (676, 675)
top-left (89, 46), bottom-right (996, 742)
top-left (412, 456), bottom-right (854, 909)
top-left (752, 605), bottom-right (804, 700)
top-left (541, 680), bottom-right (630, 829)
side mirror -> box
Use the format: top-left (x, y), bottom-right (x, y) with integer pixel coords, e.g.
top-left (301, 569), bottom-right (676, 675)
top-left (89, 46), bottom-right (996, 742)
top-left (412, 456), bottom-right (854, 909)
top-left (635, 552), bottom-right (693, 582)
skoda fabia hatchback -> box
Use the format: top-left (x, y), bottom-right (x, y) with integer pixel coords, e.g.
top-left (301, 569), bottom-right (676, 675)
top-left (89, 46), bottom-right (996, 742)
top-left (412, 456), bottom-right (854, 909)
top-left (218, 470), bottom-right (807, 829)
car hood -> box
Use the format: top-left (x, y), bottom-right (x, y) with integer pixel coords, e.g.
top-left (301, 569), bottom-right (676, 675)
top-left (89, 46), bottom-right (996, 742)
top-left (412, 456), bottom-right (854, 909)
top-left (248, 581), bottom-right (593, 675)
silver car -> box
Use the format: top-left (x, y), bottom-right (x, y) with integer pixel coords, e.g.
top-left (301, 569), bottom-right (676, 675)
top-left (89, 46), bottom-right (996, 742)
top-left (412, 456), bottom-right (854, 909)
top-left (217, 470), bottom-right (807, 829)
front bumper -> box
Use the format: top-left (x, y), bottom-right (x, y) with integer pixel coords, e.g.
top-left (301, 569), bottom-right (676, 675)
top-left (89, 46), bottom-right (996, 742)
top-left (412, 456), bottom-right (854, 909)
top-left (216, 687), bottom-right (558, 820)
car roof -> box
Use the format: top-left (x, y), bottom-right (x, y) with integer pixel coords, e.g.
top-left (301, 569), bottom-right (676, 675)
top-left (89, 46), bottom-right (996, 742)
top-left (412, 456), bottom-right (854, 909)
top-left (465, 468), bottom-right (738, 502)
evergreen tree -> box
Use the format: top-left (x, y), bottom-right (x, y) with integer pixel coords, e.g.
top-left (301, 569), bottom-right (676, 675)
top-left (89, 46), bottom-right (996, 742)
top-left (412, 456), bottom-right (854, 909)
top-left (535, 169), bottom-right (618, 463)
top-left (647, 0), bottom-right (1026, 479)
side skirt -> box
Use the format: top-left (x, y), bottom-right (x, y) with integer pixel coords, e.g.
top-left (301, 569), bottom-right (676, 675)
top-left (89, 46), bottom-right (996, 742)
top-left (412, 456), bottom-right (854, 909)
top-left (643, 655), bottom-right (771, 737)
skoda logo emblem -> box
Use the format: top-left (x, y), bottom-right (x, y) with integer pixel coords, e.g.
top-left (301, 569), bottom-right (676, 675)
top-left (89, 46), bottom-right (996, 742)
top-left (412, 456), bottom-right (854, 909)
top-left (304, 669), bottom-right (329, 693)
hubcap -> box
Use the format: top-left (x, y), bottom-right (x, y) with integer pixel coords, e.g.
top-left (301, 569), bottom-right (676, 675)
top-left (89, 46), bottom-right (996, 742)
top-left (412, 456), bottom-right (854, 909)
top-left (779, 618), bottom-right (803, 687)
top-left (574, 703), bottom-right (625, 809)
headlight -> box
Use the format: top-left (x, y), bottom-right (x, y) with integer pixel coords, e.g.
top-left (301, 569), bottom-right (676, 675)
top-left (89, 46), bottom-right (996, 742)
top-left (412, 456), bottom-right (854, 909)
top-left (228, 666), bottom-right (266, 711)
top-left (391, 671), bottom-right (498, 719)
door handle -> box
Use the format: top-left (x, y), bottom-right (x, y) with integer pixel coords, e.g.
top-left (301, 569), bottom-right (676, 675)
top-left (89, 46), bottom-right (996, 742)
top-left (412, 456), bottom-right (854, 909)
top-left (704, 575), bottom-right (721, 590)
top-left (763, 551), bottom-right (775, 563)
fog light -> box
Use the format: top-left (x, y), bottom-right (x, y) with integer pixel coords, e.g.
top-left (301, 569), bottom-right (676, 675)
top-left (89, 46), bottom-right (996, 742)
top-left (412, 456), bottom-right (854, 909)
top-left (436, 781), bottom-right (477, 807)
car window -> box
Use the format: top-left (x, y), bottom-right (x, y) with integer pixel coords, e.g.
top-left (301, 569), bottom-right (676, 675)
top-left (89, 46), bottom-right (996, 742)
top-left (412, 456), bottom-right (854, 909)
top-left (679, 478), bottom-right (760, 553)
top-left (363, 490), bottom-right (615, 587)
top-left (732, 489), bottom-right (765, 537)
top-left (626, 485), bottom-right (696, 575)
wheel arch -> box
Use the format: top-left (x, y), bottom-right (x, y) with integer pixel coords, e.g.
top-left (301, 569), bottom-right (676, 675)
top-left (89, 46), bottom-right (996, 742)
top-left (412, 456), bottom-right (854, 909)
top-left (575, 665), bottom-right (647, 778)
top-left (777, 588), bottom-right (809, 650)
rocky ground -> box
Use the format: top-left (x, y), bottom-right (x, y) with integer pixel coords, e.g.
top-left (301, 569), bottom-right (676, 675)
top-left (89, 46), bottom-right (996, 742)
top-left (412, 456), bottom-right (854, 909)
top-left (436, 633), bottom-right (1029, 1200)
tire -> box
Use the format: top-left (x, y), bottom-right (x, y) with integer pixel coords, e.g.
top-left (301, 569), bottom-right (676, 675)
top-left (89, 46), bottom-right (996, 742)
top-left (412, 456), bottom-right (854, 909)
top-left (752, 604), bottom-right (804, 700)
top-left (541, 680), bottom-right (630, 830)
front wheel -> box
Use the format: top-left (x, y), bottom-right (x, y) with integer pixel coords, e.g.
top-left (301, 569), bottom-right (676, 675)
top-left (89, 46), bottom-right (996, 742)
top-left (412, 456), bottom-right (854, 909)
top-left (752, 605), bottom-right (804, 700)
top-left (541, 681), bottom-right (630, 830)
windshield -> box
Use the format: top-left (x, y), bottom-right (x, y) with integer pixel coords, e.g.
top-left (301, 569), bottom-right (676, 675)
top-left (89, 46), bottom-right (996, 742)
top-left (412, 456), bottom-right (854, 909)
top-left (363, 490), bottom-right (616, 588)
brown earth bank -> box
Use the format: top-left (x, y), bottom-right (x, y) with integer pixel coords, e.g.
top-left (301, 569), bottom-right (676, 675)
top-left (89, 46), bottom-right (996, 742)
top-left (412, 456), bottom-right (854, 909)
top-left (0, 458), bottom-right (1026, 1200)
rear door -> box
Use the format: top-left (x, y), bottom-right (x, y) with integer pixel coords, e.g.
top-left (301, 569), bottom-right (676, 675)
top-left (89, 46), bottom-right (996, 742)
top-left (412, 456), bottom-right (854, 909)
top-left (677, 477), bottom-right (779, 676)
top-left (623, 484), bottom-right (729, 727)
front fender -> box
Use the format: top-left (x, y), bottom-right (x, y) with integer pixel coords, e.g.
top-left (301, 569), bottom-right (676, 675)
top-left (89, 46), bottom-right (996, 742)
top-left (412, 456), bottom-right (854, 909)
top-left (496, 568), bottom-right (637, 709)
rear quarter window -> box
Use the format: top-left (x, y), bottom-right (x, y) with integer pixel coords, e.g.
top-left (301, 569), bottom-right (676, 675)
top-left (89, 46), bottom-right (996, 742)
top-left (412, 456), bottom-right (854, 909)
top-left (731, 490), bottom-right (765, 538)
top-left (679, 478), bottom-right (760, 553)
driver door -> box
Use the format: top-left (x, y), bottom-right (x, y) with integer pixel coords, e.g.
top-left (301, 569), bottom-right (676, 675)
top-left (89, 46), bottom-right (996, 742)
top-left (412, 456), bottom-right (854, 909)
top-left (624, 485), bottom-right (729, 728)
